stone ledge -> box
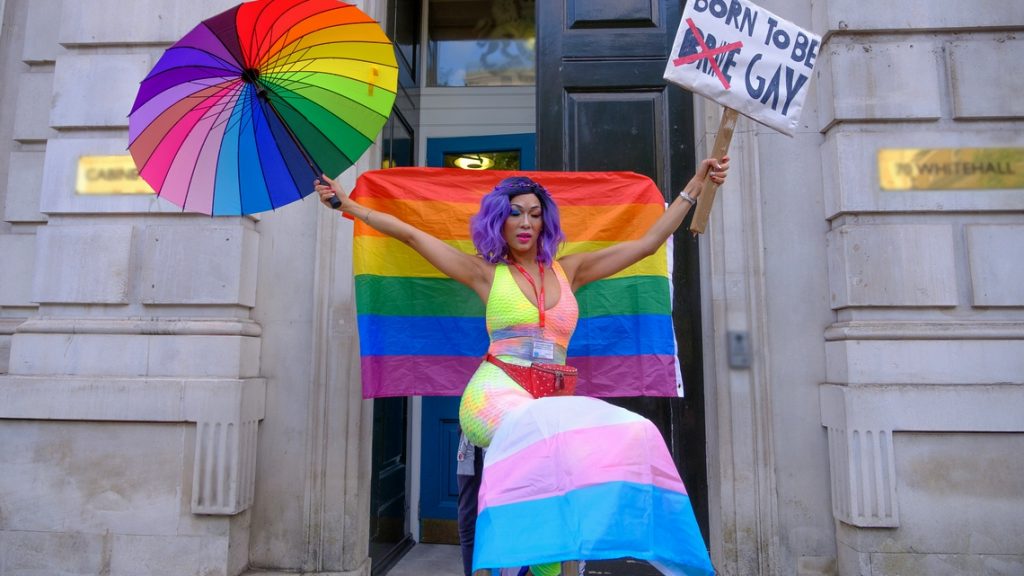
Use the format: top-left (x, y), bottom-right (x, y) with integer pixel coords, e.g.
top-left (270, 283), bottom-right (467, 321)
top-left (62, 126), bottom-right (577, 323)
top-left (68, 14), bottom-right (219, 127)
top-left (0, 376), bottom-right (265, 422)
top-left (242, 562), bottom-right (371, 576)
top-left (812, 0), bottom-right (1024, 38)
top-left (16, 317), bottom-right (262, 337)
top-left (825, 320), bottom-right (1024, 341)
top-left (825, 339), bottom-right (1024, 385)
top-left (821, 383), bottom-right (1024, 433)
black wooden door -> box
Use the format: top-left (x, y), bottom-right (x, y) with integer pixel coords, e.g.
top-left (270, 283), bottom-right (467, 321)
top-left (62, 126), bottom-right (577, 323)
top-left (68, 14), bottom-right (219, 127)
top-left (536, 0), bottom-right (710, 563)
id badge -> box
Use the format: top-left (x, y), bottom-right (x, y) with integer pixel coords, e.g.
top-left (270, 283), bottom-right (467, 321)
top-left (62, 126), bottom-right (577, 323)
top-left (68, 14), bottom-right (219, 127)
top-left (531, 339), bottom-right (555, 361)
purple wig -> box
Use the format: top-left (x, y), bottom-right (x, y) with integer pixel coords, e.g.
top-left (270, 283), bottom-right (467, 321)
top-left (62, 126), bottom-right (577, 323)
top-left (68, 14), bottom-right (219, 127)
top-left (470, 176), bottom-right (566, 264)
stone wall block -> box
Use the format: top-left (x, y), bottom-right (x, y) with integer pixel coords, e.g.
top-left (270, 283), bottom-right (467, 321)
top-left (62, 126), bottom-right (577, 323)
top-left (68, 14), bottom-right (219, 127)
top-left (812, 0), bottom-right (1023, 34)
top-left (109, 533), bottom-right (230, 576)
top-left (39, 138), bottom-right (182, 215)
top-left (4, 150), bottom-right (47, 222)
top-left (59, 0), bottom-right (240, 46)
top-left (8, 333), bottom-right (260, 378)
top-left (822, 129), bottom-right (1024, 218)
top-left (31, 224), bottom-right (132, 303)
top-left (13, 71), bottom-right (56, 142)
top-left (146, 335), bottom-right (262, 379)
top-left (0, 235), bottom-right (37, 306)
top-left (0, 530), bottom-right (107, 575)
top-left (23, 0), bottom-right (64, 63)
top-left (817, 38), bottom-right (940, 129)
top-left (966, 224), bottom-right (1024, 306)
top-left (895, 432), bottom-right (1024, 557)
top-left (8, 333), bottom-right (148, 377)
top-left (51, 53), bottom-right (152, 129)
top-left (948, 37), bottom-right (1024, 119)
top-left (0, 421), bottom-right (186, 535)
top-left (825, 339), bottom-right (1024, 385)
top-left (142, 225), bottom-right (259, 306)
top-left (827, 223), bottom-right (958, 308)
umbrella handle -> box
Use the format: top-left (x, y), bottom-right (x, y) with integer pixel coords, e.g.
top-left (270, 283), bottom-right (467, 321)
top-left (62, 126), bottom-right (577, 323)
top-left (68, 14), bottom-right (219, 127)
top-left (329, 196), bottom-right (342, 210)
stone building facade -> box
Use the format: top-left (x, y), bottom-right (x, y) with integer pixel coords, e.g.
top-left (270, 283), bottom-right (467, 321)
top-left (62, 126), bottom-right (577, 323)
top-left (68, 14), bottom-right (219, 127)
top-left (0, 1), bottom-right (1021, 576)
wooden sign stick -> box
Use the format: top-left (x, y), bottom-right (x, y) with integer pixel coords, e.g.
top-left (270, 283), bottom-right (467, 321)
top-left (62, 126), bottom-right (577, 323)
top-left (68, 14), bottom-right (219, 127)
top-left (690, 107), bottom-right (739, 234)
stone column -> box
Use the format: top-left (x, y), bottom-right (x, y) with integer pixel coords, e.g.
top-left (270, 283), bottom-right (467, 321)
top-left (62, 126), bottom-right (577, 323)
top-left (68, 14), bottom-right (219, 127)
top-left (0, 2), bottom-right (264, 575)
top-left (698, 1), bottom-right (844, 573)
top-left (815, 0), bottom-right (1024, 574)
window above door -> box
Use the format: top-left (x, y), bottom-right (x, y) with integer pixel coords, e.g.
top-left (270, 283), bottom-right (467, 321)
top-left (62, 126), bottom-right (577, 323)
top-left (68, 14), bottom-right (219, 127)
top-left (427, 0), bottom-right (536, 87)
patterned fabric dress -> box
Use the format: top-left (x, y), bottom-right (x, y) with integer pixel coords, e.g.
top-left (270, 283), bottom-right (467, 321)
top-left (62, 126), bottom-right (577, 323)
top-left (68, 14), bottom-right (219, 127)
top-left (459, 263), bottom-right (715, 576)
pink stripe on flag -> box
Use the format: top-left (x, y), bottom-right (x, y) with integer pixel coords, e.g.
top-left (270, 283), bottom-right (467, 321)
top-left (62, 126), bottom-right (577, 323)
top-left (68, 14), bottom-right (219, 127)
top-left (478, 421), bottom-right (686, 512)
top-left (572, 354), bottom-right (680, 397)
top-left (361, 355), bottom-right (478, 398)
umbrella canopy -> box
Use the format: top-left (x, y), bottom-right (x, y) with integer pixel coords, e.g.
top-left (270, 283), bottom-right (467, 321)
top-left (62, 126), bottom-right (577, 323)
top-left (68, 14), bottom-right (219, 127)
top-left (129, 0), bottom-right (398, 215)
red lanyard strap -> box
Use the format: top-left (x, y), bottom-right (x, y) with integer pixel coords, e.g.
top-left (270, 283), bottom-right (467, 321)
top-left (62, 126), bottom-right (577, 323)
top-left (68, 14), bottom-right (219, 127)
top-left (509, 260), bottom-right (546, 328)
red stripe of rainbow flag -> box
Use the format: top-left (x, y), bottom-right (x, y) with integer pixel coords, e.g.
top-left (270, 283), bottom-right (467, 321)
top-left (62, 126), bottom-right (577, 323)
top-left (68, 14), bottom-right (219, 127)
top-left (351, 167), bottom-right (683, 398)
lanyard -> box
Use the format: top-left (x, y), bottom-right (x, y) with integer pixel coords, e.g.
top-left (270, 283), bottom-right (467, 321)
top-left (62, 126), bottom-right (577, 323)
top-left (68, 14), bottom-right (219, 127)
top-left (509, 260), bottom-right (546, 328)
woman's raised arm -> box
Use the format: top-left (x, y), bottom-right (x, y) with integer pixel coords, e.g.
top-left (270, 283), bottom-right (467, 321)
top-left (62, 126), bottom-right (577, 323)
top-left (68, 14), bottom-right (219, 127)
top-left (559, 157), bottom-right (729, 292)
top-left (316, 174), bottom-right (494, 301)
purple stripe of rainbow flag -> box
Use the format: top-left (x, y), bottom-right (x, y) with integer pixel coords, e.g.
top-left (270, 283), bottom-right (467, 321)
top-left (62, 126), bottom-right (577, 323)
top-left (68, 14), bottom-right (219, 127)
top-left (351, 167), bottom-right (683, 398)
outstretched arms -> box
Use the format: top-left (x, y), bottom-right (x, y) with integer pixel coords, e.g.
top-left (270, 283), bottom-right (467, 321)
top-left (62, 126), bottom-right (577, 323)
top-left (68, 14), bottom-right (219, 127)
top-left (559, 157), bottom-right (729, 292)
top-left (316, 174), bottom-right (494, 301)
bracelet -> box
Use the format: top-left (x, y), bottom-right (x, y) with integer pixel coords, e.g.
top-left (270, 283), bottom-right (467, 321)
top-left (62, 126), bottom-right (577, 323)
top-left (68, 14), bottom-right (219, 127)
top-left (678, 191), bottom-right (697, 206)
top-left (364, 209), bottom-right (373, 224)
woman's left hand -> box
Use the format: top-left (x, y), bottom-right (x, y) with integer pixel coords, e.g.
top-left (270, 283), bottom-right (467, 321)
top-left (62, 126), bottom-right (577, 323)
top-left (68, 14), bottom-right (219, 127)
top-left (694, 156), bottom-right (730, 191)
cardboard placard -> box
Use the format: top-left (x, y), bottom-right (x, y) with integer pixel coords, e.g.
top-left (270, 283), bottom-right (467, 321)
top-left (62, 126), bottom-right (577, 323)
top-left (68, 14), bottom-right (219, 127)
top-left (664, 0), bottom-right (821, 136)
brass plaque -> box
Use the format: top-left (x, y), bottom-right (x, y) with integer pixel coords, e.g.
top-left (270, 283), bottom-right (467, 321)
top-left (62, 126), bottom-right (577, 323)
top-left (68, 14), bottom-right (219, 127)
top-left (878, 148), bottom-right (1024, 191)
top-left (76, 155), bottom-right (154, 195)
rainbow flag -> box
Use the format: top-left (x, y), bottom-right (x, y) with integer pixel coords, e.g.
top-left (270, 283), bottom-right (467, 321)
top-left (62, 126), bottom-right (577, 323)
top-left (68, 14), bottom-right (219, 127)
top-left (351, 167), bottom-right (684, 398)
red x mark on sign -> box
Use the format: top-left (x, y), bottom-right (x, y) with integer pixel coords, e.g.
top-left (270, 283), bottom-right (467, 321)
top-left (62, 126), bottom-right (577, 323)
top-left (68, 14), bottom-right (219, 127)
top-left (672, 18), bottom-right (744, 90)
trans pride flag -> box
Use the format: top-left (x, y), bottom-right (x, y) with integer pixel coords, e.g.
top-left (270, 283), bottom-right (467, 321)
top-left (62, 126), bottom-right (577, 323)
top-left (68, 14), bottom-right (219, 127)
top-left (473, 397), bottom-right (714, 575)
top-left (351, 168), bottom-right (684, 398)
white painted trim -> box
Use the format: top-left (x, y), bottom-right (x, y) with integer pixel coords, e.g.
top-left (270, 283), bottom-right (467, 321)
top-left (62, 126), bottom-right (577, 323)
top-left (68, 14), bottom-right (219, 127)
top-left (409, 395), bottom-right (423, 542)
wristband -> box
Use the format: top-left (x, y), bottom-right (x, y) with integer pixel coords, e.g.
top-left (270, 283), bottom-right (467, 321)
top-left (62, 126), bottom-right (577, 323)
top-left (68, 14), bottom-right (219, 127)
top-left (679, 191), bottom-right (697, 206)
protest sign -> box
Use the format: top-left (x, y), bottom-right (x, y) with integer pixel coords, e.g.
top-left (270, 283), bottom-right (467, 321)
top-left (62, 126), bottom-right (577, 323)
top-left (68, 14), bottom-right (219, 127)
top-left (662, 0), bottom-right (821, 232)
top-left (665, 0), bottom-right (821, 135)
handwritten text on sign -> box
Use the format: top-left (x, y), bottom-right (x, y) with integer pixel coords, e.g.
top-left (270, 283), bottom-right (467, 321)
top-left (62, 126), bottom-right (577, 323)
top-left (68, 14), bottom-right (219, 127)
top-left (664, 0), bottom-right (821, 136)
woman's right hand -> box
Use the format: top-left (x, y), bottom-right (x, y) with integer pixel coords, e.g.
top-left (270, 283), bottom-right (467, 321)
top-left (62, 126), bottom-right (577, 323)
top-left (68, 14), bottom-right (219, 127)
top-left (315, 174), bottom-right (347, 210)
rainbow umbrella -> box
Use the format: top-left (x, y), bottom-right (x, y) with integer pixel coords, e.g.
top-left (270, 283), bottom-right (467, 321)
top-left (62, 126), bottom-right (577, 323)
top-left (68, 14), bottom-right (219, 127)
top-left (128, 0), bottom-right (397, 215)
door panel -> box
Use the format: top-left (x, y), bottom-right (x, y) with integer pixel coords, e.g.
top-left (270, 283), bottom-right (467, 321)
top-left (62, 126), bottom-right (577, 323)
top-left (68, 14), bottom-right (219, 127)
top-left (537, 0), bottom-right (709, 560)
top-left (418, 396), bottom-right (462, 544)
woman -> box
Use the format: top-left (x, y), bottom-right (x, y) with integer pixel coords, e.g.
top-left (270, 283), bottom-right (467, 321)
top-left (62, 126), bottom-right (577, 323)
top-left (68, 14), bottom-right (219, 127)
top-left (316, 157), bottom-right (728, 576)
